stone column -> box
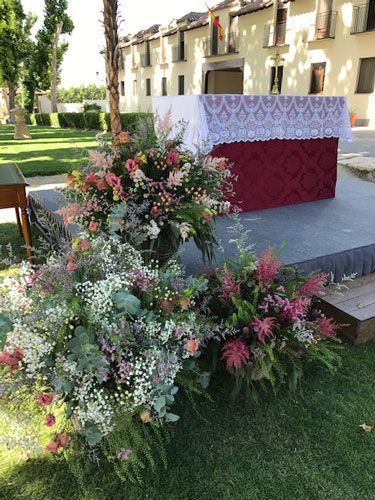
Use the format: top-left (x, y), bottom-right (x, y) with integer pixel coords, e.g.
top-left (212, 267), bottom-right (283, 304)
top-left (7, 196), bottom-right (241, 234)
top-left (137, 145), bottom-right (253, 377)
top-left (11, 107), bottom-right (32, 140)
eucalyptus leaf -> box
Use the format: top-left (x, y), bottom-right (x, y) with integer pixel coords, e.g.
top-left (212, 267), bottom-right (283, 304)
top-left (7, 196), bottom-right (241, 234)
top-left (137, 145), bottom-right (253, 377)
top-left (165, 412), bottom-right (180, 423)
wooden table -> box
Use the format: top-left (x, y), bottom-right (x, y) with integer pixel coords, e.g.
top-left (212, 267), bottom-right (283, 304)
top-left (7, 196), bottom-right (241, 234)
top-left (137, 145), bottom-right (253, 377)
top-left (0, 163), bottom-right (33, 263)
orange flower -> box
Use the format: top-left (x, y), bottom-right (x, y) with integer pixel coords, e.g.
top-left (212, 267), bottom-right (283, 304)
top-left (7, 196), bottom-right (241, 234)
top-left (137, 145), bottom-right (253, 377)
top-left (186, 339), bottom-right (200, 355)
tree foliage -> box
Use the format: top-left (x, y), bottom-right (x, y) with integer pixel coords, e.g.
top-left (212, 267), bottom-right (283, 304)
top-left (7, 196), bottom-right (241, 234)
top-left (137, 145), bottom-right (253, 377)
top-left (0, 0), bottom-right (35, 111)
top-left (56, 84), bottom-right (107, 103)
top-left (23, 0), bottom-right (74, 112)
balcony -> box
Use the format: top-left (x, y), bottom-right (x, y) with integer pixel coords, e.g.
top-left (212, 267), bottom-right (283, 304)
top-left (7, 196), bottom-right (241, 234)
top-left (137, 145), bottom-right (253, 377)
top-left (203, 33), bottom-right (239, 57)
top-left (306, 10), bottom-right (337, 41)
top-left (140, 53), bottom-right (152, 67)
top-left (263, 22), bottom-right (289, 47)
top-left (172, 44), bottom-right (187, 62)
top-left (351, 3), bottom-right (375, 34)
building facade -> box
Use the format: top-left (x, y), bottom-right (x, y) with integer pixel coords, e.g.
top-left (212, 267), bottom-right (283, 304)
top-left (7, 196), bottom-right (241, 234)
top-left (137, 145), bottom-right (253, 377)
top-left (118, 0), bottom-right (375, 126)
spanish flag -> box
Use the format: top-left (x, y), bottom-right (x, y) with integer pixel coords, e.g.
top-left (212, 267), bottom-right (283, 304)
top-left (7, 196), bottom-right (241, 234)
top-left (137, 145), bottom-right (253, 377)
top-left (206, 3), bottom-right (224, 40)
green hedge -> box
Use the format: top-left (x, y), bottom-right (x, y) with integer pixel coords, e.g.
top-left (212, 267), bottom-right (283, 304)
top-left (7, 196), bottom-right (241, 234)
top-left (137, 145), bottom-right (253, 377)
top-left (30, 111), bottom-right (152, 132)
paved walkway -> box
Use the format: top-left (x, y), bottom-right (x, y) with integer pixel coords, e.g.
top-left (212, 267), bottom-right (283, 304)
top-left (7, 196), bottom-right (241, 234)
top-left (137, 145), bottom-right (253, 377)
top-left (338, 127), bottom-right (375, 181)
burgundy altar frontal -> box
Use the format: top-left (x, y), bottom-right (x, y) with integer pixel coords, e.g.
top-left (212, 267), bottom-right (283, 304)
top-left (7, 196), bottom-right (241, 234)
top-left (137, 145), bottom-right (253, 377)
top-left (213, 137), bottom-right (339, 212)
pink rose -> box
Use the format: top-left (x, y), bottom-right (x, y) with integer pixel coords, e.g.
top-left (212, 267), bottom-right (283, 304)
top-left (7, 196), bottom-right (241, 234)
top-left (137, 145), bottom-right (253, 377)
top-left (85, 172), bottom-right (97, 185)
top-left (44, 414), bottom-right (56, 427)
top-left (66, 259), bottom-right (77, 272)
top-left (79, 239), bottom-right (91, 251)
top-left (96, 178), bottom-right (108, 191)
top-left (151, 206), bottom-right (159, 216)
top-left (186, 339), bottom-right (200, 355)
top-left (125, 158), bottom-right (139, 174)
top-left (37, 392), bottom-right (54, 407)
top-left (46, 441), bottom-right (59, 453)
top-left (88, 221), bottom-right (100, 233)
top-left (57, 432), bottom-right (69, 449)
top-left (166, 149), bottom-right (180, 167)
top-left (0, 347), bottom-right (23, 372)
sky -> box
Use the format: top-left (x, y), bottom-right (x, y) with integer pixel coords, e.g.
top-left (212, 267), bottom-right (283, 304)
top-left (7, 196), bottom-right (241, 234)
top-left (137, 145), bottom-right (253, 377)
top-left (21, 0), bottom-right (206, 88)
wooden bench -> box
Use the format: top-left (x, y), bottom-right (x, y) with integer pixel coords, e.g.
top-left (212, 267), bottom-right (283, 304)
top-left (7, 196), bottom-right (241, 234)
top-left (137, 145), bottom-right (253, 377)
top-left (0, 162), bottom-right (33, 263)
top-left (318, 273), bottom-right (375, 344)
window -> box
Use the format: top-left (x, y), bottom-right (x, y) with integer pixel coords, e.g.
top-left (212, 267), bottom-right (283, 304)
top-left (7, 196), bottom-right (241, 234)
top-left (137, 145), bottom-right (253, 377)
top-left (356, 58), bottom-right (375, 93)
top-left (179, 31), bottom-right (185, 61)
top-left (269, 66), bottom-right (284, 93)
top-left (146, 78), bottom-right (151, 96)
top-left (178, 75), bottom-right (184, 95)
top-left (211, 15), bottom-right (220, 55)
top-left (162, 77), bottom-right (167, 96)
top-left (309, 62), bottom-right (326, 94)
top-left (120, 81), bottom-right (125, 96)
top-left (229, 15), bottom-right (238, 53)
top-left (275, 6), bottom-right (287, 45)
top-left (133, 80), bottom-right (137, 95)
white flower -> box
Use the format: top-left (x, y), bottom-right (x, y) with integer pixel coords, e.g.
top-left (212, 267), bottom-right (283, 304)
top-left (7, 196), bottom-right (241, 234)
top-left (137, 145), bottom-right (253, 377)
top-left (145, 220), bottom-right (161, 239)
top-left (177, 222), bottom-right (193, 241)
top-left (166, 170), bottom-right (187, 188)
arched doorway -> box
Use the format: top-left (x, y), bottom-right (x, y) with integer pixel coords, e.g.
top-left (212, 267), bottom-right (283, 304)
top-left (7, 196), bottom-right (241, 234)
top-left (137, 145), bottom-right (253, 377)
top-left (205, 67), bottom-right (243, 94)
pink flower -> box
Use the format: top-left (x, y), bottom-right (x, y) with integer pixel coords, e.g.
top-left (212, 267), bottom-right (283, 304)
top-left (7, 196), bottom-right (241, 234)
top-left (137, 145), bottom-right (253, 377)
top-left (202, 212), bottom-right (213, 221)
top-left (105, 173), bottom-right (121, 187)
top-left (220, 265), bottom-right (241, 303)
top-left (57, 432), bottom-right (69, 449)
top-left (117, 448), bottom-right (132, 460)
top-left (66, 260), bottom-right (77, 272)
top-left (299, 273), bottom-right (328, 297)
top-left (252, 316), bottom-right (276, 344)
top-left (46, 441), bottom-right (59, 453)
top-left (44, 414), bottom-right (56, 427)
top-left (222, 338), bottom-right (250, 370)
top-left (0, 347), bottom-right (23, 372)
top-left (165, 148), bottom-right (180, 167)
top-left (125, 158), bottom-right (139, 174)
top-left (186, 339), bottom-right (200, 355)
top-left (282, 297), bottom-right (310, 323)
top-left (255, 248), bottom-right (282, 285)
top-left (37, 392), bottom-right (54, 407)
top-left (316, 316), bottom-right (339, 338)
top-left (79, 239), bottom-right (91, 251)
top-left (96, 178), bottom-right (108, 191)
top-left (114, 131), bottom-right (131, 144)
top-left (66, 174), bottom-right (75, 187)
top-left (150, 205), bottom-right (159, 216)
top-left (85, 172), bottom-right (97, 185)
top-left (88, 220), bottom-right (101, 233)
top-left (217, 159), bottom-right (228, 171)
top-left (56, 203), bottom-right (84, 225)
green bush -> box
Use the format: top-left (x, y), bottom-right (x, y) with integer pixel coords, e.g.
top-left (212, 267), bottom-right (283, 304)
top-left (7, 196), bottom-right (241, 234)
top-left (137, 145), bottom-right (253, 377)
top-left (50, 113), bottom-right (60, 127)
top-left (83, 112), bottom-right (101, 130)
top-left (83, 103), bottom-right (101, 113)
top-left (34, 113), bottom-right (52, 126)
top-left (25, 113), bottom-right (36, 126)
top-left (31, 112), bottom-right (153, 132)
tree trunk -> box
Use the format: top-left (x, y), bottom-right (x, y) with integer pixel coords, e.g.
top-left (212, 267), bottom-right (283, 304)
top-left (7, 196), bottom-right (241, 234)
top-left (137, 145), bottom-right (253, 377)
top-left (103, 0), bottom-right (121, 134)
top-left (8, 83), bottom-right (17, 123)
top-left (50, 22), bottom-right (63, 113)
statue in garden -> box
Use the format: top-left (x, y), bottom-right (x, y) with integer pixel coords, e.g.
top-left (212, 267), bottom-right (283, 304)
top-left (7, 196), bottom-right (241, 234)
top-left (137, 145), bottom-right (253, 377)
top-left (11, 107), bottom-right (32, 140)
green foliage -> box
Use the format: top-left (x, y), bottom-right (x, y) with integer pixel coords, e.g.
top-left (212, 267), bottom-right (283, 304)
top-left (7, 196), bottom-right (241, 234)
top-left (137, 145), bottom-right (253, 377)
top-left (24, 113), bottom-right (36, 125)
top-left (57, 84), bottom-right (106, 103)
top-left (49, 112), bottom-right (60, 127)
top-left (0, 0), bottom-right (35, 101)
top-left (83, 103), bottom-right (101, 113)
top-left (0, 312), bottom-right (12, 349)
top-left (34, 113), bottom-right (52, 126)
top-left (83, 111), bottom-right (101, 131)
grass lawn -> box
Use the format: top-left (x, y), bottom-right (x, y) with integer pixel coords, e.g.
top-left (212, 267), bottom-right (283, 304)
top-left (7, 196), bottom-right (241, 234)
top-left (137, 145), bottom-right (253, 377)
top-left (0, 224), bottom-right (374, 500)
top-left (0, 343), bottom-right (374, 500)
top-left (0, 125), bottom-right (98, 177)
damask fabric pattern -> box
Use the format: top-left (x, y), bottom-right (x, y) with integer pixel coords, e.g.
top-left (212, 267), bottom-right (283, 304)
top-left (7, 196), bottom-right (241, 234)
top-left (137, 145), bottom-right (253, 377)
top-left (212, 137), bottom-right (339, 212)
top-left (200, 94), bottom-right (352, 149)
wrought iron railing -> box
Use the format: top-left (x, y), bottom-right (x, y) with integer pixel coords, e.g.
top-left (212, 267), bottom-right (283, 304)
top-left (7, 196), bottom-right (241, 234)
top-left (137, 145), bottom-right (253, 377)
top-left (351, 3), bottom-right (375, 33)
top-left (172, 44), bottom-right (187, 62)
top-left (263, 22), bottom-right (289, 47)
top-left (140, 52), bottom-right (152, 67)
top-left (203, 33), bottom-right (239, 57)
top-left (307, 10), bottom-right (338, 40)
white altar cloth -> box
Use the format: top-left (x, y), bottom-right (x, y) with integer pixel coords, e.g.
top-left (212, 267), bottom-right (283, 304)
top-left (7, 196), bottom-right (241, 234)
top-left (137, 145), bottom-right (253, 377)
top-left (152, 94), bottom-right (352, 152)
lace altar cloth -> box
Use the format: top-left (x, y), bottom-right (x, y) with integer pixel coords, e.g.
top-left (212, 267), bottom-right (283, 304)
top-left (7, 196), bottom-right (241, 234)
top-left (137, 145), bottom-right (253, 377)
top-left (152, 94), bottom-right (352, 151)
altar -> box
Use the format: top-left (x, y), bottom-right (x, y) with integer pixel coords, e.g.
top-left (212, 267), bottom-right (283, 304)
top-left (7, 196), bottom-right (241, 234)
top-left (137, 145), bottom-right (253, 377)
top-left (153, 94), bottom-right (352, 212)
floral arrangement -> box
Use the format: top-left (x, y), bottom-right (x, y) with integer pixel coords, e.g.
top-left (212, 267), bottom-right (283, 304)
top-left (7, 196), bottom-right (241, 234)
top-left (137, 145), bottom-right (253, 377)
top-left (59, 122), bottom-right (233, 263)
top-left (201, 249), bottom-right (341, 396)
top-left (0, 234), bottom-right (224, 478)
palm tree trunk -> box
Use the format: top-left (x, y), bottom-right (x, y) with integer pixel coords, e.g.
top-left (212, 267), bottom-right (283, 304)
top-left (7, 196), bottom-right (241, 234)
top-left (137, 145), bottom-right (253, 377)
top-left (8, 83), bottom-right (17, 123)
top-left (103, 0), bottom-right (121, 134)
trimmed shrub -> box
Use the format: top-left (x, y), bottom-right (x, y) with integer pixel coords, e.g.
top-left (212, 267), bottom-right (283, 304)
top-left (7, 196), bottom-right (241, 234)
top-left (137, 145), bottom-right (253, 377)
top-left (50, 113), bottom-right (60, 127)
top-left (60, 112), bottom-right (84, 129)
top-left (25, 113), bottom-right (36, 126)
top-left (83, 112), bottom-right (101, 130)
top-left (35, 113), bottom-right (52, 126)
